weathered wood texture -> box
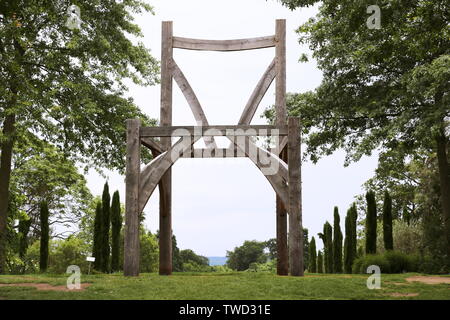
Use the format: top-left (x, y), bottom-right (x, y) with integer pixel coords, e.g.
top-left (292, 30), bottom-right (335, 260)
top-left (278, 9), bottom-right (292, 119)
top-left (170, 59), bottom-right (216, 148)
top-left (288, 117), bottom-right (303, 276)
top-left (173, 36), bottom-right (276, 51)
top-left (159, 21), bottom-right (173, 276)
top-left (276, 146), bottom-right (289, 276)
top-left (124, 119), bottom-right (140, 276)
top-left (275, 20), bottom-right (286, 126)
top-left (239, 58), bottom-right (276, 125)
top-left (140, 125), bottom-right (287, 137)
top-left (141, 137), bottom-right (162, 155)
top-left (124, 19), bottom-right (304, 278)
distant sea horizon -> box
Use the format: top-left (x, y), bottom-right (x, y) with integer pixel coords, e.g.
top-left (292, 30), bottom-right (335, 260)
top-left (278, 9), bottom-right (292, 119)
top-left (207, 256), bottom-right (227, 266)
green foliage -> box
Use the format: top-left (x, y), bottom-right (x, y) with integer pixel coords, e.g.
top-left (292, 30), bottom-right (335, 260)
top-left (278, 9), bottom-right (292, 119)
top-left (302, 228), bottom-right (309, 271)
top-left (39, 201), bottom-right (49, 272)
top-left (0, 0), bottom-right (159, 172)
top-left (308, 236), bottom-right (317, 273)
top-left (226, 241), bottom-right (267, 271)
top-left (274, 0), bottom-right (450, 269)
top-left (180, 249), bottom-right (209, 272)
top-left (18, 217), bottom-right (31, 258)
top-left (10, 138), bottom-right (92, 239)
top-left (365, 191), bottom-right (377, 254)
top-left (382, 191), bottom-right (394, 251)
top-left (25, 237), bottom-right (90, 274)
top-left (317, 250), bottom-right (323, 273)
top-left (344, 204), bottom-right (358, 273)
top-left (172, 234), bottom-right (183, 272)
top-left (352, 251), bottom-right (420, 274)
top-left (333, 207), bottom-right (343, 273)
top-left (110, 191), bottom-right (122, 272)
top-left (92, 200), bottom-right (103, 270)
top-left (246, 259), bottom-right (276, 273)
top-left (319, 222), bottom-right (333, 273)
top-left (101, 182), bottom-right (110, 273)
top-left (352, 254), bottom-right (390, 274)
top-left (139, 230), bottom-right (158, 273)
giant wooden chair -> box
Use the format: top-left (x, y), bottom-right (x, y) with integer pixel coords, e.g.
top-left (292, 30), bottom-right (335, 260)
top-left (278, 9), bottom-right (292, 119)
top-left (124, 20), bottom-right (303, 277)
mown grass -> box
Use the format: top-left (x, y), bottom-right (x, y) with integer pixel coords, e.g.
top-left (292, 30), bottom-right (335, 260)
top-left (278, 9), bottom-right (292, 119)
top-left (0, 272), bottom-right (448, 300)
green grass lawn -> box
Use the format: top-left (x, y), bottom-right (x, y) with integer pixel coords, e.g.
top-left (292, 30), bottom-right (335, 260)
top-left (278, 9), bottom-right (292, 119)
top-left (0, 272), bottom-right (448, 300)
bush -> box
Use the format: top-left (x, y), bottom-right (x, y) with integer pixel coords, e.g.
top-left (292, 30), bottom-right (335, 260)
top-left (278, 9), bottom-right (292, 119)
top-left (25, 237), bottom-right (91, 274)
top-left (352, 251), bottom-right (420, 274)
top-left (352, 254), bottom-right (391, 274)
top-left (384, 251), bottom-right (413, 273)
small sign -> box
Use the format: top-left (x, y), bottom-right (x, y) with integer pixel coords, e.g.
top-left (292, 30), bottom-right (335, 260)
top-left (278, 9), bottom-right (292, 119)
top-left (86, 257), bottom-right (95, 262)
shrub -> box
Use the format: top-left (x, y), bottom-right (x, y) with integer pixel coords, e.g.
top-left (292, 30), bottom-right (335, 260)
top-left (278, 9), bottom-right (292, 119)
top-left (384, 251), bottom-right (412, 273)
top-left (48, 237), bottom-right (91, 274)
top-left (352, 254), bottom-right (390, 274)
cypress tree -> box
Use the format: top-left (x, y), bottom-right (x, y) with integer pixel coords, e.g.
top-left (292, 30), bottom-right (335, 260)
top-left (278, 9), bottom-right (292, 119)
top-left (39, 201), bottom-right (49, 272)
top-left (18, 218), bottom-right (32, 258)
top-left (383, 190), bottom-right (394, 251)
top-left (325, 222), bottom-right (333, 273)
top-left (303, 228), bottom-right (309, 271)
top-left (365, 190), bottom-right (377, 254)
top-left (110, 191), bottom-right (122, 272)
top-left (309, 237), bottom-right (317, 273)
top-left (320, 222), bottom-right (333, 273)
top-left (350, 204), bottom-right (358, 260)
top-left (93, 200), bottom-right (103, 270)
top-left (317, 250), bottom-right (324, 273)
top-left (333, 207), bottom-right (343, 273)
top-left (344, 204), bottom-right (358, 273)
top-left (101, 182), bottom-right (111, 273)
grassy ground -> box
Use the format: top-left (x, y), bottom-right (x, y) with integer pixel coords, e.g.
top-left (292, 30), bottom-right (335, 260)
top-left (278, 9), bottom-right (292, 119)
top-left (0, 272), bottom-right (448, 300)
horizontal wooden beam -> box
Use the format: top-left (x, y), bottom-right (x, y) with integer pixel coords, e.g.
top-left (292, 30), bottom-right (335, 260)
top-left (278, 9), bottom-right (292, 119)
top-left (141, 137), bottom-right (163, 155)
top-left (172, 36), bottom-right (276, 51)
top-left (140, 125), bottom-right (288, 137)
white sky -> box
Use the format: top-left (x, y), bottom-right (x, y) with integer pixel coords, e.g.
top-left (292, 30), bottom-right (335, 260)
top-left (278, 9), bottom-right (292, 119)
top-left (86, 0), bottom-right (378, 256)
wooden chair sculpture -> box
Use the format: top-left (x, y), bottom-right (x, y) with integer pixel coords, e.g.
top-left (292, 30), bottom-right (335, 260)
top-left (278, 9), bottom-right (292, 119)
top-left (124, 20), bottom-right (304, 277)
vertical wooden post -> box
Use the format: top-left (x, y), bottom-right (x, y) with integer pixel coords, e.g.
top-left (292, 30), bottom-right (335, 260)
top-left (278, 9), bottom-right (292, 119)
top-left (276, 146), bottom-right (289, 276)
top-left (124, 119), bottom-right (140, 277)
top-left (275, 19), bottom-right (289, 275)
top-left (288, 117), bottom-right (303, 276)
top-left (275, 19), bottom-right (286, 123)
top-left (159, 21), bottom-right (173, 275)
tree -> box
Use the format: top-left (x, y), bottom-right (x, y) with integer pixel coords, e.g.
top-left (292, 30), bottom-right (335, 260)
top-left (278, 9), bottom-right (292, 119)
top-left (93, 201), bottom-right (102, 271)
top-left (275, 0), bottom-right (450, 266)
top-left (365, 191), bottom-right (377, 254)
top-left (0, 0), bottom-right (159, 273)
top-left (172, 234), bottom-right (183, 272)
top-left (317, 250), bottom-right (323, 273)
top-left (303, 228), bottom-right (309, 271)
top-left (39, 201), bottom-right (49, 272)
top-left (344, 204), bottom-right (358, 273)
top-left (333, 207), bottom-right (343, 273)
top-left (226, 241), bottom-right (267, 271)
top-left (101, 182), bottom-right (110, 273)
top-left (110, 191), bottom-right (122, 272)
top-left (383, 191), bottom-right (394, 251)
top-left (18, 217), bottom-right (31, 258)
top-left (9, 137), bottom-right (92, 243)
top-left (308, 236), bottom-right (317, 273)
top-left (319, 221), bottom-right (333, 273)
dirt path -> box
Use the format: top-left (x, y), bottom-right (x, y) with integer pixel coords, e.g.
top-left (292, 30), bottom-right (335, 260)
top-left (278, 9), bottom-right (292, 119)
top-left (406, 276), bottom-right (450, 285)
top-left (0, 282), bottom-right (91, 292)
top-left (385, 292), bottom-right (419, 297)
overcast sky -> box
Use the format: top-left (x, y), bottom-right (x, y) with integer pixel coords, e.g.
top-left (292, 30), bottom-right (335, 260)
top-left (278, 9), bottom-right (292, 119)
top-left (86, 0), bottom-right (378, 256)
